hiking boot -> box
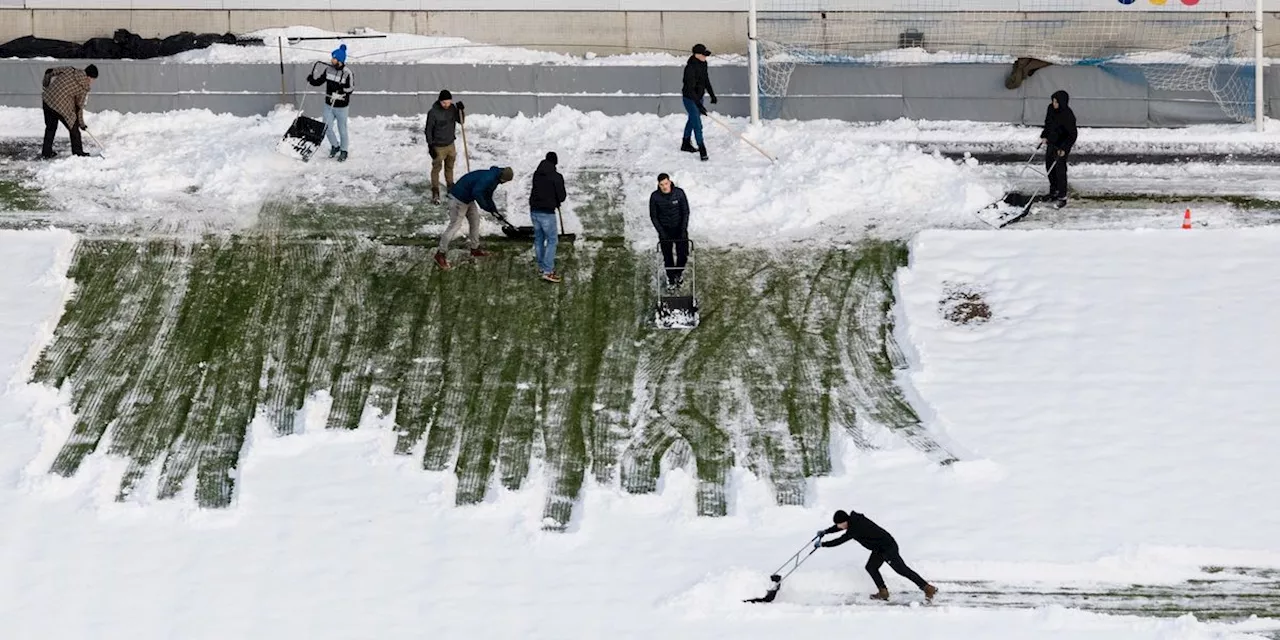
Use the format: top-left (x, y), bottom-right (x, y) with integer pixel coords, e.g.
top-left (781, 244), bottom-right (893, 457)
top-left (431, 185), bottom-right (440, 205)
top-left (470, 248), bottom-right (492, 258)
top-left (923, 584), bottom-right (938, 602)
top-left (680, 137), bottom-right (697, 153)
top-left (870, 588), bottom-right (890, 601)
top-left (433, 251), bottom-right (451, 270)
top-left (41, 151), bottom-right (58, 159)
top-left (337, 150), bottom-right (348, 162)
top-left (329, 145), bottom-right (340, 158)
top-left (1054, 197), bottom-right (1068, 209)
top-left (541, 271), bottom-right (562, 283)
top-left (698, 144), bottom-right (708, 162)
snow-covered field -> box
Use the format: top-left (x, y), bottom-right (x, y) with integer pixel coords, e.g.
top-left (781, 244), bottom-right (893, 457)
top-left (3, 104), bottom-right (1279, 244)
top-left (1, 228), bottom-right (1279, 638)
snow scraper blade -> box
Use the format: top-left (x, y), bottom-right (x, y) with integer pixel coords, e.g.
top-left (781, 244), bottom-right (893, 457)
top-left (653, 240), bottom-right (699, 330)
top-left (745, 536), bottom-right (821, 604)
top-left (488, 210), bottom-right (536, 240)
top-left (744, 575), bottom-right (783, 603)
top-left (276, 113), bottom-right (326, 162)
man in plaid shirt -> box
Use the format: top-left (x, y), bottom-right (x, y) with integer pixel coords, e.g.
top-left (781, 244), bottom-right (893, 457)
top-left (41, 64), bottom-right (97, 159)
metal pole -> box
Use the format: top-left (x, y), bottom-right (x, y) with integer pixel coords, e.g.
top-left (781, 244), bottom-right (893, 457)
top-left (748, 0), bottom-right (761, 125)
top-left (1256, 0), bottom-right (1265, 132)
top-left (279, 36), bottom-right (287, 105)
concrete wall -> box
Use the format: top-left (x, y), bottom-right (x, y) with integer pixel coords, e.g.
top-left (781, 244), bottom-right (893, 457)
top-left (4, 9), bottom-right (1280, 57)
top-left (0, 59), bottom-right (1271, 127)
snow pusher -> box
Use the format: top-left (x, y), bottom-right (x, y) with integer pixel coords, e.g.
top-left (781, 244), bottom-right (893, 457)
top-left (974, 147), bottom-right (1060, 229)
top-left (744, 534), bottom-right (822, 603)
top-left (653, 239), bottom-right (699, 330)
top-left (276, 62), bottom-right (329, 162)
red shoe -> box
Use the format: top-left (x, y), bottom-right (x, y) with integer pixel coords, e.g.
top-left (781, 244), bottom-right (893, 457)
top-left (541, 271), bottom-right (562, 283)
top-left (434, 251), bottom-right (451, 270)
top-left (470, 248), bottom-right (492, 258)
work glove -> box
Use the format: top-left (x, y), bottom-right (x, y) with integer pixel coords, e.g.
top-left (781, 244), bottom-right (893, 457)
top-left (710, 95), bottom-right (718, 105)
top-left (697, 102), bottom-right (708, 116)
top-left (428, 145), bottom-right (437, 159)
top-left (1057, 149), bottom-right (1066, 157)
top-left (816, 529), bottom-right (826, 539)
top-left (78, 122), bottom-right (87, 131)
top-left (813, 538), bottom-right (822, 550)
top-left (456, 101), bottom-right (465, 112)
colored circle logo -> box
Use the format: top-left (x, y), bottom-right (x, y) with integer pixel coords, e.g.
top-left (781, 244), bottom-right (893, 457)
top-left (1149, 0), bottom-right (1167, 5)
top-left (1118, 0), bottom-right (1135, 4)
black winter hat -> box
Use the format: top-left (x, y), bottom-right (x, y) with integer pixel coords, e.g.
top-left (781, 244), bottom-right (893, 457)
top-left (692, 44), bottom-right (711, 56)
top-left (832, 510), bottom-right (850, 524)
top-left (545, 151), bottom-right (558, 164)
top-left (438, 89), bottom-right (453, 102)
top-left (85, 64), bottom-right (99, 78)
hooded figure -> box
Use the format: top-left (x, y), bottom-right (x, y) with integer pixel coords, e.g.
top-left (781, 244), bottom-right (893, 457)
top-left (529, 152), bottom-right (568, 282)
top-left (1040, 90), bottom-right (1077, 206)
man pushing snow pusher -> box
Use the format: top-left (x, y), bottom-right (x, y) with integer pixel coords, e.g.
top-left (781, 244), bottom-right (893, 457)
top-left (816, 509), bottom-right (938, 602)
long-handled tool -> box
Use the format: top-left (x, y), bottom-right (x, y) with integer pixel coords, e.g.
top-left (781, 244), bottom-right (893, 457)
top-left (705, 112), bottom-right (776, 163)
top-left (555, 206), bottom-right (577, 242)
top-left (744, 534), bottom-right (822, 603)
top-left (84, 128), bottom-right (107, 158)
top-left (460, 118), bottom-right (472, 173)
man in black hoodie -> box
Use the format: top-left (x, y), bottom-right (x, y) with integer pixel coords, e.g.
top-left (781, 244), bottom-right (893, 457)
top-left (529, 151), bottom-right (567, 283)
top-left (816, 509), bottom-right (938, 602)
top-left (1040, 90), bottom-right (1077, 208)
top-left (681, 44), bottom-right (717, 162)
top-left (649, 173), bottom-right (691, 289)
top-left (424, 89), bottom-right (465, 204)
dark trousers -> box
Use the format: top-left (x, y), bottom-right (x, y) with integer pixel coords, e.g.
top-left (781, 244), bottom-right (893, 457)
top-left (659, 238), bottom-right (689, 284)
top-left (1047, 146), bottom-right (1069, 197)
top-left (866, 545), bottom-right (929, 591)
top-left (42, 102), bottom-right (83, 156)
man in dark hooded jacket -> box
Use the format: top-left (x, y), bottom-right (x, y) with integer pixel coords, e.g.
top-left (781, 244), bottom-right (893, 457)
top-left (649, 173), bottom-right (691, 288)
top-left (681, 44), bottom-right (716, 161)
top-left (815, 509), bottom-right (938, 602)
top-left (1040, 90), bottom-right (1077, 208)
top-left (424, 89), bottom-right (465, 204)
top-left (529, 151), bottom-right (567, 283)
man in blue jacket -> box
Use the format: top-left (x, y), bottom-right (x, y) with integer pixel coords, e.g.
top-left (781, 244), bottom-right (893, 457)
top-left (436, 165), bottom-right (514, 270)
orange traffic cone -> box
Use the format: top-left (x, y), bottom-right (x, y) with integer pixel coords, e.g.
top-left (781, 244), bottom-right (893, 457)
top-left (1182, 209), bottom-right (1192, 230)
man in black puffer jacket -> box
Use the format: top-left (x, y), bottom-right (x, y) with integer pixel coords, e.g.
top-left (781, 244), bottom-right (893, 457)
top-left (1040, 89), bottom-right (1077, 208)
top-left (681, 43), bottom-right (716, 161)
top-left (649, 172), bottom-right (691, 289)
top-left (529, 151), bottom-right (567, 283)
top-left (815, 509), bottom-right (938, 602)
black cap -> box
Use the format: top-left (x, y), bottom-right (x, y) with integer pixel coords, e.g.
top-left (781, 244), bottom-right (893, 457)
top-left (692, 44), bottom-right (711, 56)
top-left (545, 151), bottom-right (558, 164)
top-left (832, 510), bottom-right (850, 524)
top-left (438, 89), bottom-right (452, 101)
top-left (85, 64), bottom-right (99, 78)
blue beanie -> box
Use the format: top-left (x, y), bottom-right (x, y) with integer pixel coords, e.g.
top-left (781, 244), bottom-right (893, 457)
top-left (332, 44), bottom-right (347, 64)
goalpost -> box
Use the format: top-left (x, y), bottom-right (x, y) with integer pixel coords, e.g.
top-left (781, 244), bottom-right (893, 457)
top-left (746, 0), bottom-right (1266, 131)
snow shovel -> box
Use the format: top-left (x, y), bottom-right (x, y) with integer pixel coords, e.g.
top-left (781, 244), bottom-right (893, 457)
top-left (84, 128), bottom-right (107, 158)
top-left (745, 534), bottom-right (823, 603)
top-left (487, 208), bottom-right (535, 240)
top-left (556, 206), bottom-right (577, 242)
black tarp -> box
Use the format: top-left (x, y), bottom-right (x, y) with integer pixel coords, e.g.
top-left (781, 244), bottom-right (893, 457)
top-left (0, 29), bottom-right (257, 60)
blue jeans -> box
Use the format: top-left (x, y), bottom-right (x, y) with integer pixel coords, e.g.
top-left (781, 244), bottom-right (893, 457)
top-left (531, 210), bottom-right (558, 274)
top-left (682, 98), bottom-right (704, 147)
top-left (323, 103), bottom-right (349, 152)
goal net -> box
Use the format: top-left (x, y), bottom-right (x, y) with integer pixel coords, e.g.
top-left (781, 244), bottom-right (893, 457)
top-left (754, 0), bottom-right (1257, 122)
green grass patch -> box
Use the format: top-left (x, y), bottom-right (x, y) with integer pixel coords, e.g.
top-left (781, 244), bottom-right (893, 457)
top-left (0, 179), bottom-right (45, 211)
top-left (32, 236), bottom-right (952, 521)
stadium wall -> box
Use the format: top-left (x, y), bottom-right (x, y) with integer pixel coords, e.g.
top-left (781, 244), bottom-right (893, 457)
top-left (0, 59), bottom-right (1272, 127)
top-left (4, 9), bottom-right (1280, 57)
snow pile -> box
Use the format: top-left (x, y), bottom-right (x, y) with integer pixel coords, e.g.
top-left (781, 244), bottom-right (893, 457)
top-left (4, 105), bottom-right (999, 243)
top-left (170, 26), bottom-right (745, 67)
